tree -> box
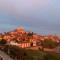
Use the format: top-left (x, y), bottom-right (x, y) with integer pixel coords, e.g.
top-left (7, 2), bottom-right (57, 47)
top-left (43, 39), bottom-right (58, 48)
top-left (27, 32), bottom-right (33, 37)
top-left (0, 39), bottom-right (7, 45)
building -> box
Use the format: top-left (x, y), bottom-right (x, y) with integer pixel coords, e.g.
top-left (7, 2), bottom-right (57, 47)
top-left (16, 26), bottom-right (25, 34)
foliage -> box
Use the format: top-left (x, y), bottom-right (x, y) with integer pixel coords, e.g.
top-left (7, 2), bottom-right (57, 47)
top-left (27, 32), bottom-right (33, 37)
top-left (43, 39), bottom-right (58, 48)
top-left (44, 52), bottom-right (60, 60)
top-left (4, 45), bottom-right (60, 60)
top-left (0, 39), bottom-right (7, 45)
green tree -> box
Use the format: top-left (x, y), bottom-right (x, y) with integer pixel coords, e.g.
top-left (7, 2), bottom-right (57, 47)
top-left (0, 39), bottom-right (7, 45)
top-left (43, 39), bottom-right (58, 48)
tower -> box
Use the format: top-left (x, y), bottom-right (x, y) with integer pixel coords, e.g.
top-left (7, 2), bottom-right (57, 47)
top-left (16, 26), bottom-right (25, 34)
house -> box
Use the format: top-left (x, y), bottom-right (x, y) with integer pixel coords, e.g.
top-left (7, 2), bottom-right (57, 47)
top-left (9, 40), bottom-right (31, 48)
top-left (18, 42), bottom-right (31, 48)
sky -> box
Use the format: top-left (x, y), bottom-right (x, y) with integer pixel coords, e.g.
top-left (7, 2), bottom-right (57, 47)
top-left (0, 0), bottom-right (60, 35)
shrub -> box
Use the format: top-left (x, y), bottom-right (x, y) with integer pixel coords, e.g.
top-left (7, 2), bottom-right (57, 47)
top-left (43, 39), bottom-right (58, 48)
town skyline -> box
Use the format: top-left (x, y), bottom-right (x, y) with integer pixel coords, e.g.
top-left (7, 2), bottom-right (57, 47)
top-left (0, 26), bottom-right (60, 36)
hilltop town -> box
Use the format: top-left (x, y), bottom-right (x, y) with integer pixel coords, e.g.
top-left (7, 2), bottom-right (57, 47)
top-left (0, 26), bottom-right (60, 60)
top-left (0, 26), bottom-right (60, 49)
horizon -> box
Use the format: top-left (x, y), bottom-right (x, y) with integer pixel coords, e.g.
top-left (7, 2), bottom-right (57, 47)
top-left (0, 0), bottom-right (60, 35)
top-left (0, 26), bottom-right (59, 36)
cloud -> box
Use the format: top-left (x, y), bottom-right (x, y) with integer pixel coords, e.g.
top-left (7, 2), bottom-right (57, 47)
top-left (0, 0), bottom-right (49, 18)
top-left (0, 0), bottom-right (60, 35)
top-left (0, 23), bottom-right (17, 32)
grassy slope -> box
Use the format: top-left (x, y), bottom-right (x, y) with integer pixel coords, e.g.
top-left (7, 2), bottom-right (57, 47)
top-left (4, 45), bottom-right (60, 60)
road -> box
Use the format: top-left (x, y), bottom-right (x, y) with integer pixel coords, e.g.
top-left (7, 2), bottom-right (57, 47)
top-left (0, 50), bottom-right (13, 60)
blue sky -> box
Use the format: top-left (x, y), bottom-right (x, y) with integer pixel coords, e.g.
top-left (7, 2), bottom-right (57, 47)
top-left (0, 0), bottom-right (60, 35)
